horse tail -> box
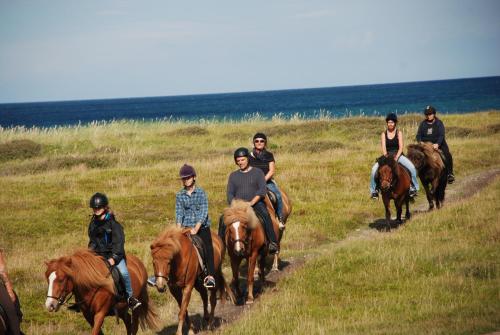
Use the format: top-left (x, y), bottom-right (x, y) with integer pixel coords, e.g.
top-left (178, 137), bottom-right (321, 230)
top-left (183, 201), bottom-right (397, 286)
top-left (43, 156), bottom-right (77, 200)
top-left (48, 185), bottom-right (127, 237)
top-left (137, 292), bottom-right (161, 331)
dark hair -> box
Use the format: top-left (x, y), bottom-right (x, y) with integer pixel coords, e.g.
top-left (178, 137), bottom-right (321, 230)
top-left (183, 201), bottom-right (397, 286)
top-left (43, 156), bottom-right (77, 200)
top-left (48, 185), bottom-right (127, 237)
top-left (385, 113), bottom-right (398, 123)
top-left (253, 133), bottom-right (267, 141)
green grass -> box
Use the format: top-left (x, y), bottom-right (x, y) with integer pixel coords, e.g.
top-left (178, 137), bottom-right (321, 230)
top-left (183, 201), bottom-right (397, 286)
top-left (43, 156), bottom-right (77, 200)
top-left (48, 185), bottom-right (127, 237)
top-left (0, 111), bottom-right (499, 334)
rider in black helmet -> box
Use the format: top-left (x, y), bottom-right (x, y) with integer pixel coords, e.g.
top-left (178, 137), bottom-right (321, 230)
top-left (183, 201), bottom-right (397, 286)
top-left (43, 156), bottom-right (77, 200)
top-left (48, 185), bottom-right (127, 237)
top-left (416, 106), bottom-right (455, 183)
top-left (226, 147), bottom-right (279, 254)
top-left (87, 193), bottom-right (142, 310)
top-left (369, 113), bottom-right (419, 198)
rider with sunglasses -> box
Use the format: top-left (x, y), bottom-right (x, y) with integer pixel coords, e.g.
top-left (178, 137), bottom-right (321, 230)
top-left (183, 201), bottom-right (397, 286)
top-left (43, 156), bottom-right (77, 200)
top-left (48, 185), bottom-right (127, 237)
top-left (87, 193), bottom-right (142, 311)
top-left (249, 133), bottom-right (285, 226)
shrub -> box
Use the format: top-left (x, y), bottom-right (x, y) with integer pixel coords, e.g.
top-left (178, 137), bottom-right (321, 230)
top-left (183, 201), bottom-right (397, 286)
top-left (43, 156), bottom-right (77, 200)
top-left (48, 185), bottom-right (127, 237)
top-left (0, 139), bottom-right (42, 162)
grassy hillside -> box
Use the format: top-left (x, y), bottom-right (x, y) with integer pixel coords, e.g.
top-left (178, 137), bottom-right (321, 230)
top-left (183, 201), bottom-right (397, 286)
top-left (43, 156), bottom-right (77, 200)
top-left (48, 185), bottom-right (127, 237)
top-left (0, 111), bottom-right (499, 334)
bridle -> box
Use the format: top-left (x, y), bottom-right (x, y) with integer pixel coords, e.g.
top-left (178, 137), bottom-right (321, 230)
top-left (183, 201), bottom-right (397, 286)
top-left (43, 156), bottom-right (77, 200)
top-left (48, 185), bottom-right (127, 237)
top-left (154, 238), bottom-right (194, 287)
top-left (46, 277), bottom-right (73, 307)
top-left (226, 220), bottom-right (251, 253)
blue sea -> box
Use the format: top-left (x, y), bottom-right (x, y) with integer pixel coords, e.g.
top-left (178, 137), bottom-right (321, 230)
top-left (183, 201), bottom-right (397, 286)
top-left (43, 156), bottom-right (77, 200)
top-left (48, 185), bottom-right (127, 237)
top-left (1, 76), bottom-right (499, 128)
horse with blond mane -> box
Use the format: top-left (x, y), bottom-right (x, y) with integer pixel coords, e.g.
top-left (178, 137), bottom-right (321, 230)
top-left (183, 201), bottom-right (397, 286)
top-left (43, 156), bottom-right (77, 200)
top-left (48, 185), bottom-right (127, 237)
top-left (222, 199), bottom-right (279, 304)
top-left (45, 249), bottom-right (159, 335)
top-left (150, 226), bottom-right (234, 335)
top-left (407, 142), bottom-right (447, 210)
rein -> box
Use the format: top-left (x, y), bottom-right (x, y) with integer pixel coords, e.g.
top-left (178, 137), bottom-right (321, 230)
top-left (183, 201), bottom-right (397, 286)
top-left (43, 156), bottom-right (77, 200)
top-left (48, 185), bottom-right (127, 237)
top-left (226, 220), bottom-right (252, 255)
top-left (154, 235), bottom-right (195, 288)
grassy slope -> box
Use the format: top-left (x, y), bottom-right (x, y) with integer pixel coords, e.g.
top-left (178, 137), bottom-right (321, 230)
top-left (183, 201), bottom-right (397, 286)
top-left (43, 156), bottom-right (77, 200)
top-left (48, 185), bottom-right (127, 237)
top-left (0, 111), bottom-right (499, 334)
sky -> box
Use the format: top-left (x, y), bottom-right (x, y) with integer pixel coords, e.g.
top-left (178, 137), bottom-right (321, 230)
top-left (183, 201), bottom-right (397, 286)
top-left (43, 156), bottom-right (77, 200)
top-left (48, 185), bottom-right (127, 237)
top-left (1, 0), bottom-right (499, 103)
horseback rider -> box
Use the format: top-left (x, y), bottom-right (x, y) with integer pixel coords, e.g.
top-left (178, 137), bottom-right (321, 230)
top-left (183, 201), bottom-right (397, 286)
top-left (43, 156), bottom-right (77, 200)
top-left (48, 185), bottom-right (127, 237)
top-left (249, 132), bottom-right (285, 227)
top-left (370, 113), bottom-right (419, 199)
top-left (87, 193), bottom-right (142, 310)
top-left (0, 249), bottom-right (23, 335)
top-left (175, 164), bottom-right (216, 289)
top-left (227, 147), bottom-right (279, 254)
top-left (148, 165), bottom-right (216, 289)
top-left (416, 105), bottom-right (455, 183)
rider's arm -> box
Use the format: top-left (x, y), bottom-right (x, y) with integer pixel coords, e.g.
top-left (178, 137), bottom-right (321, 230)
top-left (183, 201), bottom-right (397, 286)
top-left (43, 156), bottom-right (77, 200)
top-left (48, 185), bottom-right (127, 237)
top-left (436, 120), bottom-right (445, 147)
top-left (87, 221), bottom-right (97, 251)
top-left (0, 250), bottom-right (16, 302)
top-left (396, 130), bottom-right (404, 160)
top-left (381, 132), bottom-right (387, 156)
top-left (249, 195), bottom-right (261, 207)
top-left (193, 190), bottom-right (209, 233)
top-left (227, 174), bottom-right (236, 205)
top-left (175, 192), bottom-right (184, 226)
top-left (110, 221), bottom-right (125, 265)
top-left (265, 161), bottom-right (275, 181)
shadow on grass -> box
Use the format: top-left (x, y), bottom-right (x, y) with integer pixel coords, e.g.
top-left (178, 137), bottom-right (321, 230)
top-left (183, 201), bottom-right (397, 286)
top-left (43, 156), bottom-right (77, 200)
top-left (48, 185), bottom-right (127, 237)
top-left (156, 314), bottom-right (224, 335)
top-left (369, 218), bottom-right (408, 231)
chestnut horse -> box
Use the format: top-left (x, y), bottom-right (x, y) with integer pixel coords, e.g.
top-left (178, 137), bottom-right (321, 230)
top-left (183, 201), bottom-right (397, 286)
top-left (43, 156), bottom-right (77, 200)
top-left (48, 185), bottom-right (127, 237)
top-left (150, 227), bottom-right (234, 335)
top-left (268, 187), bottom-right (292, 272)
top-left (407, 142), bottom-right (447, 210)
top-left (0, 313), bottom-right (5, 335)
top-left (223, 199), bottom-right (279, 304)
top-left (45, 249), bottom-right (160, 335)
top-left (377, 155), bottom-right (411, 229)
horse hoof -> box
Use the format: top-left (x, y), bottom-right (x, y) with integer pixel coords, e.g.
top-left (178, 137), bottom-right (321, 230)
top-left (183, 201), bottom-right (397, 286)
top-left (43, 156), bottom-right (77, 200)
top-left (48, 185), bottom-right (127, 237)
top-left (271, 266), bottom-right (279, 272)
top-left (246, 298), bottom-right (254, 305)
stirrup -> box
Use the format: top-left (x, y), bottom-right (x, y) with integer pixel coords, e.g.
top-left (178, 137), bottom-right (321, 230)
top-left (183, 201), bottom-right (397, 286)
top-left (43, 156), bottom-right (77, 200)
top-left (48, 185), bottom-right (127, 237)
top-left (203, 276), bottom-right (216, 289)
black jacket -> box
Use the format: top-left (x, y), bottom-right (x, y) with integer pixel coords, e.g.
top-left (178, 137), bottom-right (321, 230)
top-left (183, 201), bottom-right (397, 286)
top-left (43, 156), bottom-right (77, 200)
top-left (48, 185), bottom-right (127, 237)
top-left (88, 213), bottom-right (125, 264)
top-left (416, 118), bottom-right (449, 149)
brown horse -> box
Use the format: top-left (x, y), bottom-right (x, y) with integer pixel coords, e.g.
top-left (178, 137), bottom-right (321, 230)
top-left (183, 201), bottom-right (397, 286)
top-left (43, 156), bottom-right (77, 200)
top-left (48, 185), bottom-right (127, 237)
top-left (45, 249), bottom-right (160, 335)
top-left (377, 154), bottom-right (411, 229)
top-left (407, 142), bottom-right (447, 210)
top-left (223, 199), bottom-right (279, 304)
top-left (150, 227), bottom-right (234, 335)
top-left (266, 186), bottom-right (292, 272)
top-left (0, 313), bottom-right (5, 335)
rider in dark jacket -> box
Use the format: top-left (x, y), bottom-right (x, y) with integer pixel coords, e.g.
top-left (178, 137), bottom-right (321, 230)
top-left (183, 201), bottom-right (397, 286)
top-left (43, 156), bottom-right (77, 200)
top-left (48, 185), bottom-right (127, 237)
top-left (416, 106), bottom-right (455, 183)
top-left (87, 193), bottom-right (141, 310)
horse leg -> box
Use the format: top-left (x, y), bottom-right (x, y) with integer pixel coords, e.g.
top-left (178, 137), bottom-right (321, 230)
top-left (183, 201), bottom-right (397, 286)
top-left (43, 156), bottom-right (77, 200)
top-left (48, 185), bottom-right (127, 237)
top-left (208, 287), bottom-right (217, 330)
top-left (197, 285), bottom-right (210, 329)
top-left (271, 252), bottom-right (279, 272)
top-left (246, 252), bottom-right (259, 304)
top-left (422, 183), bottom-right (434, 210)
top-left (382, 194), bottom-right (391, 230)
top-left (230, 258), bottom-right (242, 299)
top-left (395, 197), bottom-right (403, 224)
top-left (405, 195), bottom-right (411, 220)
top-left (177, 285), bottom-right (194, 335)
top-left (91, 311), bottom-right (106, 335)
top-left (120, 310), bottom-right (132, 335)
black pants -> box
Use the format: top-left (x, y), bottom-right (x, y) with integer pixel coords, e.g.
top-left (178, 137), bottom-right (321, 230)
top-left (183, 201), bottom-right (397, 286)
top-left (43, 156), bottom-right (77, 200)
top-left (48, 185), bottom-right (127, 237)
top-left (253, 201), bottom-right (277, 244)
top-left (441, 144), bottom-right (454, 174)
top-left (0, 284), bottom-right (22, 335)
top-left (197, 227), bottom-right (215, 277)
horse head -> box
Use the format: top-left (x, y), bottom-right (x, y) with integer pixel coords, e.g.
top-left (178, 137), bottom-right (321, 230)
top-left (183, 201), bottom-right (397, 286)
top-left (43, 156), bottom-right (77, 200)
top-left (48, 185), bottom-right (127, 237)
top-left (150, 227), bottom-right (183, 292)
top-left (45, 257), bottom-right (74, 312)
top-left (377, 155), bottom-right (398, 192)
top-left (223, 200), bottom-right (259, 257)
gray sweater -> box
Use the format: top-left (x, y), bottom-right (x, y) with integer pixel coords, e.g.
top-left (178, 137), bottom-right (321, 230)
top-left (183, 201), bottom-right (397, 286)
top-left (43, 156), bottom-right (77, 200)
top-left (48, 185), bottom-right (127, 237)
top-left (227, 167), bottom-right (267, 204)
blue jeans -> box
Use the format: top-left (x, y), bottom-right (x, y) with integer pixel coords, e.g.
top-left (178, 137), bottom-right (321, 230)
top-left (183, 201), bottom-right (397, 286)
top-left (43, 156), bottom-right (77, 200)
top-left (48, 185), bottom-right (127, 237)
top-left (115, 258), bottom-right (133, 298)
top-left (369, 156), bottom-right (419, 193)
top-left (266, 181), bottom-right (283, 220)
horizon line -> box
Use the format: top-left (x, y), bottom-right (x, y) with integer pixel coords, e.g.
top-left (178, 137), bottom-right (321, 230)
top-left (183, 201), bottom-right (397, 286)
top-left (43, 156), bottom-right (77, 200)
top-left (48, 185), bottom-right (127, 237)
top-left (1, 74), bottom-right (499, 105)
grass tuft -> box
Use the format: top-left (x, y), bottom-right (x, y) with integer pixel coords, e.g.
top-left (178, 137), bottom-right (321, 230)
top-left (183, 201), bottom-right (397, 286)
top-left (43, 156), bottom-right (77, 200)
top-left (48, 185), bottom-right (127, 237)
top-left (0, 139), bottom-right (42, 161)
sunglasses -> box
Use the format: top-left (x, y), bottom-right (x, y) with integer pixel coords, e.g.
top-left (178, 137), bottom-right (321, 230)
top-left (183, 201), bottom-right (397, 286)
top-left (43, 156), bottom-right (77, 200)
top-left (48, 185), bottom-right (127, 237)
top-left (254, 139), bottom-right (266, 143)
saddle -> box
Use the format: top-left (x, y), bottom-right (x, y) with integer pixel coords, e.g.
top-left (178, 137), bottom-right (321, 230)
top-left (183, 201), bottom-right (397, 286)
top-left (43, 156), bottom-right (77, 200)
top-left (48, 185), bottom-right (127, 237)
top-left (189, 235), bottom-right (208, 277)
top-left (267, 190), bottom-right (279, 214)
top-left (108, 264), bottom-right (127, 301)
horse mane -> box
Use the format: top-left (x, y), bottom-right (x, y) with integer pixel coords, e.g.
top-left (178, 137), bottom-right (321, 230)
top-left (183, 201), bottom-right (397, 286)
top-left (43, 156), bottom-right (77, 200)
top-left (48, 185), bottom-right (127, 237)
top-left (150, 226), bottom-right (184, 259)
top-left (408, 143), bottom-right (444, 171)
top-left (223, 199), bottom-right (259, 230)
top-left (47, 249), bottom-right (114, 293)
top-left (377, 154), bottom-right (399, 178)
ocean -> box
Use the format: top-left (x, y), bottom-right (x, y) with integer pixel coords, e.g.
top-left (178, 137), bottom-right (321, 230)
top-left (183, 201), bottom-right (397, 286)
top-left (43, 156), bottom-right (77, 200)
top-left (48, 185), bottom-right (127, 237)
top-left (1, 76), bottom-right (499, 128)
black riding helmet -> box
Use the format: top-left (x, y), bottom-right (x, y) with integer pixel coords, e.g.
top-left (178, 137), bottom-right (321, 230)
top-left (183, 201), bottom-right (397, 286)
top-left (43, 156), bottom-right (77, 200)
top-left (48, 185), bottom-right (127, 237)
top-left (234, 147), bottom-right (249, 160)
top-left (424, 105), bottom-right (436, 115)
top-left (89, 192), bottom-right (109, 209)
top-left (253, 132), bottom-right (267, 142)
top-left (179, 164), bottom-right (196, 179)
top-left (385, 113), bottom-right (398, 123)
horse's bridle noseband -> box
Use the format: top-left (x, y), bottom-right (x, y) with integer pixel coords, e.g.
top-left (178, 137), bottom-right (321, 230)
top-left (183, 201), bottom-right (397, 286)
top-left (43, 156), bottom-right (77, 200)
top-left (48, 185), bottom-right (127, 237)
top-left (46, 277), bottom-right (73, 307)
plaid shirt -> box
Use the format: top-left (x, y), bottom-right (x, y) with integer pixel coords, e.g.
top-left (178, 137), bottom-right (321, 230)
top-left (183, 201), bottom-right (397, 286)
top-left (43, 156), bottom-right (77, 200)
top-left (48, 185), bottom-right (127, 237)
top-left (175, 186), bottom-right (211, 228)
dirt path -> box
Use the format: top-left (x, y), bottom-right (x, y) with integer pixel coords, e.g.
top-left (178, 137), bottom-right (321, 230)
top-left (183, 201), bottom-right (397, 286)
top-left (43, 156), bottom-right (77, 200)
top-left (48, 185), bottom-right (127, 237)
top-left (178, 167), bottom-right (500, 335)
